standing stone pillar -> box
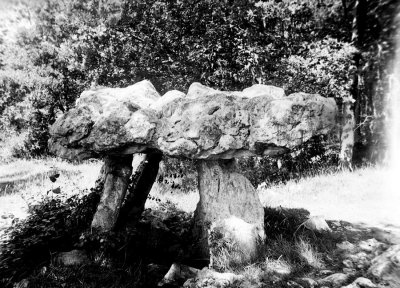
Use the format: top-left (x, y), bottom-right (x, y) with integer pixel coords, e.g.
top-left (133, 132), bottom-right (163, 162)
top-left (117, 152), bottom-right (162, 227)
top-left (193, 159), bottom-right (265, 264)
top-left (91, 155), bottom-right (133, 231)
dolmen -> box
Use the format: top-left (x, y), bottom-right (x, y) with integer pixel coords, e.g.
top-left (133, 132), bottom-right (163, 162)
top-left (49, 80), bottom-right (337, 263)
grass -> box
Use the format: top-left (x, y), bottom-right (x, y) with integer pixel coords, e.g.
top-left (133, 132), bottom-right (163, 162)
top-left (0, 157), bottom-right (101, 196)
top-left (296, 238), bottom-right (324, 269)
top-left (1, 159), bottom-right (399, 287)
top-left (146, 181), bottom-right (199, 213)
top-left (149, 165), bottom-right (400, 230)
top-left (0, 157), bottom-right (101, 242)
top-left (258, 165), bottom-right (400, 228)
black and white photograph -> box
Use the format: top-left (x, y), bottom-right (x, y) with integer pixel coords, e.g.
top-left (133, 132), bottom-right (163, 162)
top-left (0, 0), bottom-right (399, 287)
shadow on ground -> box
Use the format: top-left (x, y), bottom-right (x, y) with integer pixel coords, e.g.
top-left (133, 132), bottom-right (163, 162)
top-left (1, 195), bottom-right (399, 288)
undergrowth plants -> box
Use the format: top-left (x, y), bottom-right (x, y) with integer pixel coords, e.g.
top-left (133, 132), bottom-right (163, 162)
top-left (1, 163), bottom-right (379, 287)
top-left (208, 229), bottom-right (250, 272)
top-left (0, 192), bottom-right (340, 287)
top-left (0, 191), bottom-right (100, 287)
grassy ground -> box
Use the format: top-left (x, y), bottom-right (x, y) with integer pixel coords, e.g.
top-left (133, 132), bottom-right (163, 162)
top-left (0, 157), bottom-right (101, 196)
top-left (149, 165), bottom-right (400, 233)
top-left (0, 158), bottom-right (101, 239)
top-left (257, 166), bottom-right (400, 230)
top-left (2, 157), bottom-right (397, 230)
top-left (1, 159), bottom-right (399, 287)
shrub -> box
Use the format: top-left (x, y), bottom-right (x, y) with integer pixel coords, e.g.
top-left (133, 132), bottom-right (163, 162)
top-left (239, 135), bottom-right (340, 188)
top-left (0, 191), bottom-right (100, 286)
top-left (157, 157), bottom-right (198, 193)
top-left (264, 207), bottom-right (310, 240)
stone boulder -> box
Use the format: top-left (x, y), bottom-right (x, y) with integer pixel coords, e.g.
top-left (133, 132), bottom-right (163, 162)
top-left (194, 160), bottom-right (265, 260)
top-left (341, 277), bottom-right (377, 288)
top-left (56, 249), bottom-right (89, 266)
top-left (50, 81), bottom-right (337, 160)
top-left (369, 244), bottom-right (400, 287)
top-left (183, 267), bottom-right (244, 288)
top-left (208, 216), bottom-right (263, 268)
top-left (158, 263), bottom-right (199, 286)
top-left (317, 273), bottom-right (351, 288)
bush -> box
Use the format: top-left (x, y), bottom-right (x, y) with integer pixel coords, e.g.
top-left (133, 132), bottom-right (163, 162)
top-left (264, 207), bottom-right (310, 240)
top-left (238, 135), bottom-right (340, 188)
top-left (0, 191), bottom-right (100, 286)
top-left (157, 157), bottom-right (198, 193)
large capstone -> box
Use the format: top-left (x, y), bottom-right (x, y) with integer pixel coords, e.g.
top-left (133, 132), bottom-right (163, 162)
top-left (49, 81), bottom-right (337, 160)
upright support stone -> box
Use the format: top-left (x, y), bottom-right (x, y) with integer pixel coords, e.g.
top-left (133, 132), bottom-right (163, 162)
top-left (193, 159), bottom-right (265, 263)
top-left (116, 152), bottom-right (162, 227)
top-left (91, 155), bottom-right (133, 231)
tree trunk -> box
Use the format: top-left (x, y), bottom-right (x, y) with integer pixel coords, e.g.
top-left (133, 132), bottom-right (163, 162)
top-left (350, 0), bottom-right (368, 161)
top-left (193, 159), bottom-right (265, 264)
top-left (116, 152), bottom-right (162, 227)
top-left (91, 155), bottom-right (133, 231)
top-left (339, 98), bottom-right (355, 171)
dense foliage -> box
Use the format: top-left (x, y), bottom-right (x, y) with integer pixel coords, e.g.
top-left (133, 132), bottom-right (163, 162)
top-left (0, 191), bottom-right (195, 287)
top-left (239, 135), bottom-right (339, 187)
top-left (0, 191), bottom-right (100, 286)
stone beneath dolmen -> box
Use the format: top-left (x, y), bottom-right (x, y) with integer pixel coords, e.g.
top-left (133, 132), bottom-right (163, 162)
top-left (194, 159), bottom-right (264, 259)
top-left (209, 216), bottom-right (263, 269)
top-left (49, 81), bottom-right (337, 160)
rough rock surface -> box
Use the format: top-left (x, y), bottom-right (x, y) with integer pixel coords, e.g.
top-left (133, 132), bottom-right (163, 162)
top-left (91, 155), bottom-right (133, 231)
top-left (194, 159), bottom-right (264, 259)
top-left (49, 80), bottom-right (161, 159)
top-left (368, 244), bottom-right (400, 287)
top-left (341, 277), bottom-right (377, 288)
top-left (116, 153), bottom-right (162, 226)
top-left (296, 277), bottom-right (318, 288)
top-left (158, 263), bottom-right (199, 286)
top-left (183, 267), bottom-right (244, 288)
top-left (317, 273), bottom-right (351, 288)
top-left (56, 250), bottom-right (89, 266)
top-left (49, 81), bottom-right (337, 160)
top-left (208, 216), bottom-right (262, 267)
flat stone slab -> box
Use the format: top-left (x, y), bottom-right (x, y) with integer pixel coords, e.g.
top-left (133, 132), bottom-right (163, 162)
top-left (49, 81), bottom-right (337, 160)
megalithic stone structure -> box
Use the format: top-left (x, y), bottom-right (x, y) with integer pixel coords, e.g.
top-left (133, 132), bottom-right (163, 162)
top-left (49, 80), bottom-right (338, 264)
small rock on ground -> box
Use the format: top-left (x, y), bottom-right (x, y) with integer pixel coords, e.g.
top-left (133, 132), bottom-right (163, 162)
top-left (318, 273), bottom-right (351, 288)
top-left (341, 277), bottom-right (376, 288)
top-left (56, 249), bottom-right (89, 266)
top-left (368, 244), bottom-right (400, 287)
top-left (158, 263), bottom-right (199, 286)
top-left (183, 268), bottom-right (244, 288)
top-left (296, 277), bottom-right (318, 288)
